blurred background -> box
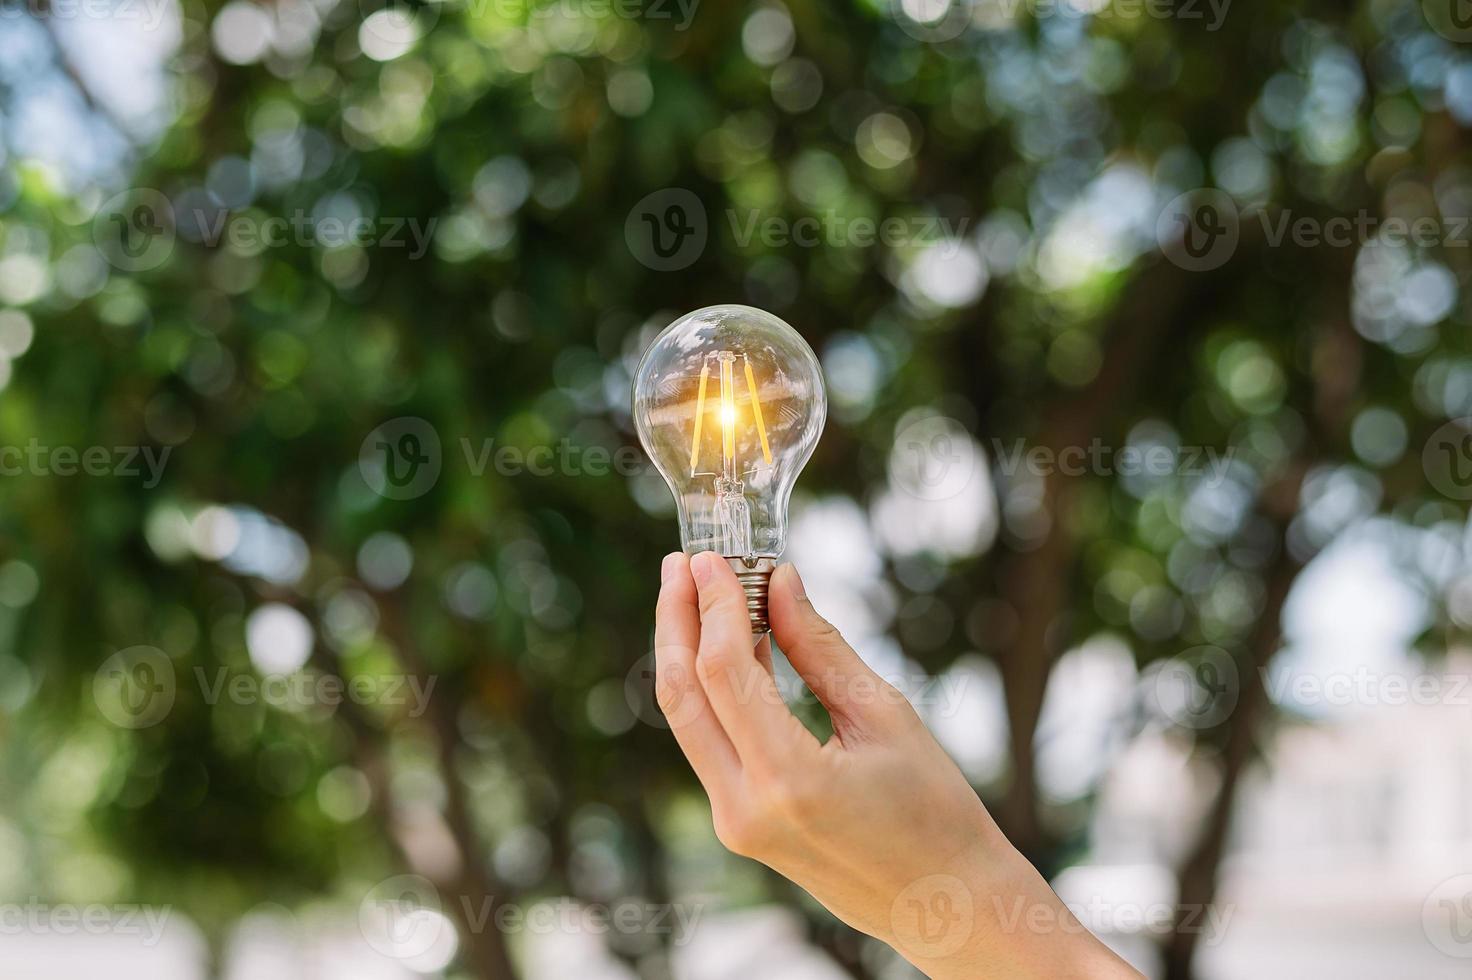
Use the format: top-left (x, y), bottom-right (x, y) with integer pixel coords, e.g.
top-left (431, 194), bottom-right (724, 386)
top-left (3, 0), bottom-right (1472, 976)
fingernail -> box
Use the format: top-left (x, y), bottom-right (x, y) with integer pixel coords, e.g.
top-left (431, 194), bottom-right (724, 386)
top-left (691, 551), bottom-right (715, 587)
top-left (787, 563), bottom-right (806, 600)
top-left (661, 553), bottom-right (679, 583)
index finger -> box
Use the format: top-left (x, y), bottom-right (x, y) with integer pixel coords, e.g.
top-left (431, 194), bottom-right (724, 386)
top-left (689, 552), bottom-right (818, 769)
top-left (654, 553), bottom-right (739, 795)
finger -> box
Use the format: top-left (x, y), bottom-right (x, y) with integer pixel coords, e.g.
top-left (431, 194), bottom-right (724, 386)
top-left (689, 552), bottom-right (814, 767)
top-left (655, 553), bottom-right (739, 795)
top-left (769, 563), bottom-right (899, 730)
top-left (753, 633), bottom-right (774, 676)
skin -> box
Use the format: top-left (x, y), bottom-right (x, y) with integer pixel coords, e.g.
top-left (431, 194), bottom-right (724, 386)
top-left (654, 551), bottom-right (1144, 979)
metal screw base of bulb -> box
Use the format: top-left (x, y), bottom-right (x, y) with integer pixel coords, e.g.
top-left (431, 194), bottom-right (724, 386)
top-left (727, 557), bottom-right (776, 634)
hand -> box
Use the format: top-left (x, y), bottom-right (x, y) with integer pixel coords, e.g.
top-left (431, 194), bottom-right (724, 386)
top-left (653, 551), bottom-right (1141, 979)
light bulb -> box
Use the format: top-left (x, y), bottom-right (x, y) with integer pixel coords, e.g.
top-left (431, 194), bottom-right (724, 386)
top-left (633, 305), bottom-right (827, 632)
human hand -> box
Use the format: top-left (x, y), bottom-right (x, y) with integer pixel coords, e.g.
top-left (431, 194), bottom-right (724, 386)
top-left (653, 551), bottom-right (1141, 979)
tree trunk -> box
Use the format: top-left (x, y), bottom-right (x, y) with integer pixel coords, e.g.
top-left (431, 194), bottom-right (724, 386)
top-left (1162, 548), bottom-right (1298, 980)
top-left (991, 257), bottom-right (1200, 861)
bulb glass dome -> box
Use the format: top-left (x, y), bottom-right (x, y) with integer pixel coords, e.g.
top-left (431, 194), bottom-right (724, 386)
top-left (633, 305), bottom-right (826, 562)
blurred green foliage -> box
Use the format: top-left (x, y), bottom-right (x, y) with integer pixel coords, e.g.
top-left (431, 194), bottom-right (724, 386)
top-left (1, 0), bottom-right (1470, 976)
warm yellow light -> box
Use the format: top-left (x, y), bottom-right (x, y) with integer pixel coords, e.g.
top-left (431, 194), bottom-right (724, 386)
top-left (688, 352), bottom-right (774, 475)
top-left (743, 356), bottom-right (773, 466)
top-left (688, 361), bottom-right (710, 475)
top-left (720, 356), bottom-right (736, 463)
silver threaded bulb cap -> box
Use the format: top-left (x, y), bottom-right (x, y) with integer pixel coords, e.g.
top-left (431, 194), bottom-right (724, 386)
top-left (727, 557), bottom-right (776, 634)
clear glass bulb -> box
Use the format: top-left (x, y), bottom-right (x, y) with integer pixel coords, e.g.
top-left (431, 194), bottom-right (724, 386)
top-left (633, 305), bottom-right (827, 631)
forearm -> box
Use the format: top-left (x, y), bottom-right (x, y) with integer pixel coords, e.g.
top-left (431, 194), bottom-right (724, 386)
top-left (887, 841), bottom-right (1143, 980)
top-left (654, 556), bottom-right (1142, 980)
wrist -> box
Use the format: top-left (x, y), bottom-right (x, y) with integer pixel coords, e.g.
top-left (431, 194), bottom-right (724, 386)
top-left (885, 835), bottom-right (1141, 980)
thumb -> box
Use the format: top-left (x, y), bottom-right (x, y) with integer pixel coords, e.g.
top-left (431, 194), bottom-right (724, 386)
top-left (768, 563), bottom-right (902, 729)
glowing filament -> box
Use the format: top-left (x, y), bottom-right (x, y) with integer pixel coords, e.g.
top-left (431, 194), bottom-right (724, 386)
top-left (688, 361), bottom-right (710, 475)
top-left (688, 353), bottom-right (773, 475)
top-left (743, 357), bottom-right (773, 466)
top-left (720, 356), bottom-right (736, 463)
